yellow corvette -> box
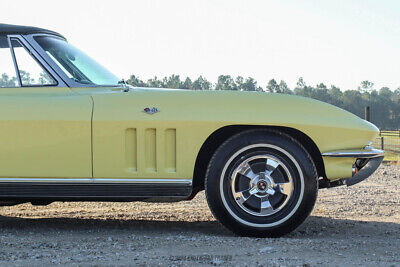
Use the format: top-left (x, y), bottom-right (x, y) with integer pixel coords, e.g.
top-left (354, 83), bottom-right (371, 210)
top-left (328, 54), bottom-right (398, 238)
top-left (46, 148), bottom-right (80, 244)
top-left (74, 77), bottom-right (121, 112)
top-left (0, 24), bottom-right (384, 237)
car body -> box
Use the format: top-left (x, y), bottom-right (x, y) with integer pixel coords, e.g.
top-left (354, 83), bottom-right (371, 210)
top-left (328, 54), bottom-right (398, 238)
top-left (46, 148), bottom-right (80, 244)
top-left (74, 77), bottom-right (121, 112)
top-left (0, 24), bottom-right (384, 237)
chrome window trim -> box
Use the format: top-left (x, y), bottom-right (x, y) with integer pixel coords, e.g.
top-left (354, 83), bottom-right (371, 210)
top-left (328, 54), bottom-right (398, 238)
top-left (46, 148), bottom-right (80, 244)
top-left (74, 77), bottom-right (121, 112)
top-left (6, 37), bottom-right (22, 87)
top-left (7, 34), bottom-right (67, 87)
top-left (7, 36), bottom-right (61, 87)
top-left (24, 33), bottom-right (76, 88)
top-left (0, 178), bottom-right (193, 185)
top-left (25, 33), bottom-right (122, 88)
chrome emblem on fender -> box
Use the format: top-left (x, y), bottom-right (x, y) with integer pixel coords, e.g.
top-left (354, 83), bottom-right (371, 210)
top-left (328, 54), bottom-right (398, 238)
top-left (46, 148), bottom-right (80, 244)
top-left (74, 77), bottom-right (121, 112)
top-left (143, 107), bottom-right (159, 115)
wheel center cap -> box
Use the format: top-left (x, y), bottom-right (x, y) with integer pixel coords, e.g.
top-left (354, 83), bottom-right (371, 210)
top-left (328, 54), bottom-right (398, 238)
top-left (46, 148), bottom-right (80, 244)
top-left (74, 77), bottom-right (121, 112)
top-left (257, 180), bottom-right (268, 191)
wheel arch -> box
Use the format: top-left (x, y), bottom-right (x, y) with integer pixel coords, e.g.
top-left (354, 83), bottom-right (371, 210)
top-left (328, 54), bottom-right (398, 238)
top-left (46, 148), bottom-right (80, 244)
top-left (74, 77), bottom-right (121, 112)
top-left (192, 125), bottom-right (326, 192)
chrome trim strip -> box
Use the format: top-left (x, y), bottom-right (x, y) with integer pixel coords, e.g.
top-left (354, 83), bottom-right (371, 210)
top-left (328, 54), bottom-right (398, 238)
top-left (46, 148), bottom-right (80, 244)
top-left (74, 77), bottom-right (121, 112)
top-left (7, 34), bottom-right (67, 87)
top-left (24, 33), bottom-right (122, 88)
top-left (0, 178), bottom-right (192, 185)
top-left (24, 33), bottom-right (74, 87)
top-left (322, 147), bottom-right (384, 158)
top-left (7, 36), bottom-right (22, 87)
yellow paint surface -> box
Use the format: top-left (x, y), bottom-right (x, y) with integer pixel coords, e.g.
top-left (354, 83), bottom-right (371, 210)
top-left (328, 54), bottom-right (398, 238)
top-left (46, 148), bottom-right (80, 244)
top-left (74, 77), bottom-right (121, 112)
top-left (86, 87), bottom-right (378, 181)
top-left (0, 85), bottom-right (379, 181)
top-left (0, 87), bottom-right (92, 178)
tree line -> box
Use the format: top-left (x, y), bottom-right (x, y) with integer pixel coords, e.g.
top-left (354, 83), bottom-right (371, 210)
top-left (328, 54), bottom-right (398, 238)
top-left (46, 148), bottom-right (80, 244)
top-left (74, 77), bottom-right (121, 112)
top-left (1, 72), bottom-right (399, 130)
top-left (126, 75), bottom-right (400, 130)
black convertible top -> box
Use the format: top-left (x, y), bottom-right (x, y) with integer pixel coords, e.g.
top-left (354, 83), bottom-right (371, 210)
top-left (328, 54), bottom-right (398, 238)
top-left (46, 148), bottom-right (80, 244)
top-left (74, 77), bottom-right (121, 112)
top-left (0, 23), bottom-right (65, 39)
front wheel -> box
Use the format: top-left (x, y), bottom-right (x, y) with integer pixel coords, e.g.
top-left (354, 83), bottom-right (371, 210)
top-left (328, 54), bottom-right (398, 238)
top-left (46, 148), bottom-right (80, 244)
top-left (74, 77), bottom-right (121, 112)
top-left (205, 129), bottom-right (318, 237)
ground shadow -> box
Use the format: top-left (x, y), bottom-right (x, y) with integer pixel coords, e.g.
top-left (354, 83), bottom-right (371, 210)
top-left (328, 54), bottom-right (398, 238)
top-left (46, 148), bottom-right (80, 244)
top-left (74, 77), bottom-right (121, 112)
top-left (0, 215), bottom-right (227, 236)
top-left (0, 214), bottom-right (398, 239)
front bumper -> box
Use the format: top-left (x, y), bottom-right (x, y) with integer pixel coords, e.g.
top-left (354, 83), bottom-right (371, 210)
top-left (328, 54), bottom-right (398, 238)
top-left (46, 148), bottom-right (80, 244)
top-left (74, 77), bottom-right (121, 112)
top-left (322, 146), bottom-right (384, 187)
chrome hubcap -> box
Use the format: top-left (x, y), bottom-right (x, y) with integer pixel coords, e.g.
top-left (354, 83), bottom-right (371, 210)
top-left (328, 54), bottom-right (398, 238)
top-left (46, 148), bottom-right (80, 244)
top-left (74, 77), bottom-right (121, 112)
top-left (231, 155), bottom-right (294, 216)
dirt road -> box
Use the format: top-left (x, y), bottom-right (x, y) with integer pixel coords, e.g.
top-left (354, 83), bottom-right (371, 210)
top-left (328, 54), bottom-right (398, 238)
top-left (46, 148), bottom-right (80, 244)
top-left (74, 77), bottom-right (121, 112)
top-left (0, 164), bottom-right (399, 266)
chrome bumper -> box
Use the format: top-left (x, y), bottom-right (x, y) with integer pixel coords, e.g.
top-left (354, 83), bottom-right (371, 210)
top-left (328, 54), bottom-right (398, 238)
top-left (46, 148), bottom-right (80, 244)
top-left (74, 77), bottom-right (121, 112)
top-left (345, 156), bottom-right (384, 186)
top-left (322, 146), bottom-right (384, 187)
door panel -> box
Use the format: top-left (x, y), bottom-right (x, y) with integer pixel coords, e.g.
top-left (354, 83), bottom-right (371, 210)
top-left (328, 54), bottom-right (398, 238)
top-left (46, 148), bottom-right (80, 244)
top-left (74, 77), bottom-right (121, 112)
top-left (0, 87), bottom-right (92, 178)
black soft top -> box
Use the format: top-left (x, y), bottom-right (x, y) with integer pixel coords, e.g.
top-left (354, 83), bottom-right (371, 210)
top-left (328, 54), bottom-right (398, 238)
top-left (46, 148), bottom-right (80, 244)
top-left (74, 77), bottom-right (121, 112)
top-left (0, 23), bottom-right (65, 39)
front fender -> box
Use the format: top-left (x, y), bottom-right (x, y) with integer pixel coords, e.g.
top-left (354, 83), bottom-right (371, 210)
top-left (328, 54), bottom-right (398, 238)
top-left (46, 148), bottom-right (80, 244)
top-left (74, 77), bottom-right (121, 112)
top-left (90, 87), bottom-right (379, 181)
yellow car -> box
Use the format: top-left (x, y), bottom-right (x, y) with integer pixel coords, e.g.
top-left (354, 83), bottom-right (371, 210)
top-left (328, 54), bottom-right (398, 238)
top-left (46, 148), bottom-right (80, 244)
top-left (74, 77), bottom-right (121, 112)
top-left (0, 24), bottom-right (384, 237)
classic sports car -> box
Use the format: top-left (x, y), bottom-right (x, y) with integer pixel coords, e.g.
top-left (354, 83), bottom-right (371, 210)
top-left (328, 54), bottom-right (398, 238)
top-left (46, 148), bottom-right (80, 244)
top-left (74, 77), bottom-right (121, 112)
top-left (0, 24), bottom-right (384, 237)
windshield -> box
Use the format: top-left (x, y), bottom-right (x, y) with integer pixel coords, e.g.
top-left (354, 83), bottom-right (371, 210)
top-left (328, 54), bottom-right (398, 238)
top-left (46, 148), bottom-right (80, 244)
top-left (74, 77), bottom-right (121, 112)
top-left (34, 36), bottom-right (120, 86)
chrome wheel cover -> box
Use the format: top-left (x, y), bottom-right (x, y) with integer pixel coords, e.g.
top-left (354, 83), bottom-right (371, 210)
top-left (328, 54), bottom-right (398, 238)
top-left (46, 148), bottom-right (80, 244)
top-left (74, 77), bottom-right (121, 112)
top-left (219, 144), bottom-right (305, 228)
top-left (230, 155), bottom-right (294, 217)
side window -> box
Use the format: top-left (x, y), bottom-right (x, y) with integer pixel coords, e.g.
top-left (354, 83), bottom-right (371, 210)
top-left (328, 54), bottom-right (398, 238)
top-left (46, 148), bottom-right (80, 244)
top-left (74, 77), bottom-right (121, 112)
top-left (0, 36), bottom-right (18, 88)
top-left (10, 39), bottom-right (57, 86)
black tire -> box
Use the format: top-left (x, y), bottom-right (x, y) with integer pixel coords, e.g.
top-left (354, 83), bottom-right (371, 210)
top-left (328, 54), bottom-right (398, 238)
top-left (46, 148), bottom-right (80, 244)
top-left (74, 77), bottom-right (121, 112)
top-left (205, 129), bottom-right (318, 237)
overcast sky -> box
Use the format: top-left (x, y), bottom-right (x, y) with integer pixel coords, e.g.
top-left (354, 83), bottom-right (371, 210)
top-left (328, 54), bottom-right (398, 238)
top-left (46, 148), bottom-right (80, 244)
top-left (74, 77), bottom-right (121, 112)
top-left (3, 0), bottom-right (400, 90)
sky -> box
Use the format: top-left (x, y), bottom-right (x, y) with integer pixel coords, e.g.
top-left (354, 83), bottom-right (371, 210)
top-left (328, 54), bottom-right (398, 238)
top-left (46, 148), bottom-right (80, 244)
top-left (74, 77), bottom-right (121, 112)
top-left (3, 0), bottom-right (400, 91)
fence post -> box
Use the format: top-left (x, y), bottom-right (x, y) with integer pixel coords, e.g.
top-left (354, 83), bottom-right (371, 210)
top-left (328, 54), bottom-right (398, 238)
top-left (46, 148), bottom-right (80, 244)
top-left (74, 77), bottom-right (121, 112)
top-left (365, 106), bottom-right (370, 121)
top-left (381, 137), bottom-right (384, 150)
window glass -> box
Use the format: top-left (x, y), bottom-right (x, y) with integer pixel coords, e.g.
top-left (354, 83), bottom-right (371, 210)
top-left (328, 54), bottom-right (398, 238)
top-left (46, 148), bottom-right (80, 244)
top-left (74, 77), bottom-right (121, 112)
top-left (11, 39), bottom-right (57, 86)
top-left (0, 36), bottom-right (18, 88)
top-left (34, 36), bottom-right (120, 86)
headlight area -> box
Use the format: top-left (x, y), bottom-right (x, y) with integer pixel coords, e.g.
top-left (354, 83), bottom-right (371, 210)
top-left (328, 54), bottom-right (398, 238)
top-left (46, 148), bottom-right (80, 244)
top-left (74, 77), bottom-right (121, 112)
top-left (320, 146), bottom-right (385, 188)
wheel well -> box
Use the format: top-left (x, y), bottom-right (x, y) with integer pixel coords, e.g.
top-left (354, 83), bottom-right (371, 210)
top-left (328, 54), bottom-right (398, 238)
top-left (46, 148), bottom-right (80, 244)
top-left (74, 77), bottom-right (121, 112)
top-left (192, 125), bottom-right (326, 191)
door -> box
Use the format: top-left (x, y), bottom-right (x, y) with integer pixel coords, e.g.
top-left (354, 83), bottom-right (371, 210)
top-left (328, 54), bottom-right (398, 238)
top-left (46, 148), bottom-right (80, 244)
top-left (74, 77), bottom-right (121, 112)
top-left (0, 36), bottom-right (92, 178)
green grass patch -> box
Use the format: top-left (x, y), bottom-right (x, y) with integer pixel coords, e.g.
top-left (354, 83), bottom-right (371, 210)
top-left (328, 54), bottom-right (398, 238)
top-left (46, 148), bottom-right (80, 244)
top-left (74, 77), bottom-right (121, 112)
top-left (372, 131), bottom-right (400, 162)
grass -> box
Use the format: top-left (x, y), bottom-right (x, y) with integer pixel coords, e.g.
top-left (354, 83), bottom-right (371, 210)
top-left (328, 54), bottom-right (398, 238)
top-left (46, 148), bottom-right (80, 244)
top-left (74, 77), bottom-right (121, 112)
top-left (372, 130), bottom-right (400, 162)
top-left (383, 151), bottom-right (400, 162)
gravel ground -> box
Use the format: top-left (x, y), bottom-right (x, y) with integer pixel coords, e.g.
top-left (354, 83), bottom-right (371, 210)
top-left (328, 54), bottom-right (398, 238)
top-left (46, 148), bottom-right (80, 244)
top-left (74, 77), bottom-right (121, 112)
top-left (0, 164), bottom-right (399, 266)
